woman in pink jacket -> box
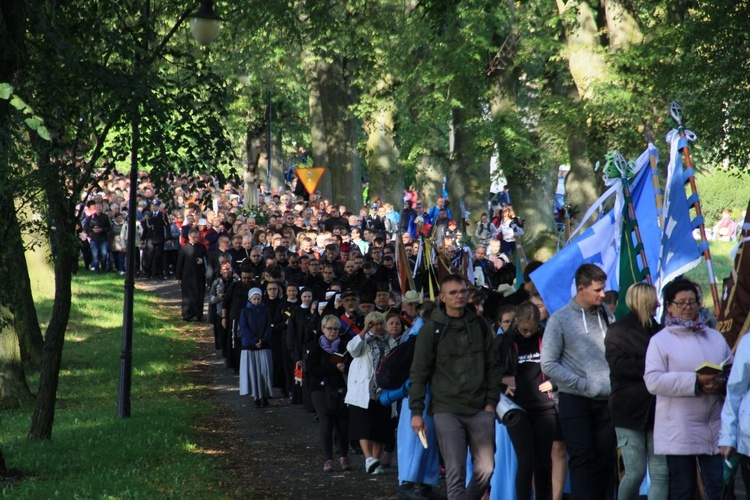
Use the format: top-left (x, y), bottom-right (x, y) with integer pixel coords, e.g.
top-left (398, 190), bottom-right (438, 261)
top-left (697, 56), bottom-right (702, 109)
top-left (644, 279), bottom-right (732, 499)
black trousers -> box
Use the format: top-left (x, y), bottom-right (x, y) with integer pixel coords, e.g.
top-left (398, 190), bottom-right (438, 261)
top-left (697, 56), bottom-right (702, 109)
top-left (507, 410), bottom-right (558, 500)
top-left (557, 393), bottom-right (616, 500)
top-left (143, 240), bottom-right (164, 278)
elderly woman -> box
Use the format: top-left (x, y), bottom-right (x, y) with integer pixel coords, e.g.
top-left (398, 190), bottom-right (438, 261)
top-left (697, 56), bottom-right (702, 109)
top-left (306, 314), bottom-right (352, 473)
top-left (605, 283), bottom-right (668, 500)
top-left (345, 311), bottom-right (397, 475)
top-left (644, 279), bottom-right (733, 499)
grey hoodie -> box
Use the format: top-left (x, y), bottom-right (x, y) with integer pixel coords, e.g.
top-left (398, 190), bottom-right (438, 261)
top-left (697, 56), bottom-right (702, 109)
top-left (540, 297), bottom-right (613, 400)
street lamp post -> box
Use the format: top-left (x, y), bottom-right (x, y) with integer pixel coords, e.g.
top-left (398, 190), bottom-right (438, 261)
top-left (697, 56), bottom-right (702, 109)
top-left (118, 0), bottom-right (223, 419)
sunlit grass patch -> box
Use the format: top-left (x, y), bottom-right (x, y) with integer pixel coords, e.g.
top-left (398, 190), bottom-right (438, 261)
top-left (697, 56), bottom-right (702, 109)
top-left (0, 272), bottom-right (226, 498)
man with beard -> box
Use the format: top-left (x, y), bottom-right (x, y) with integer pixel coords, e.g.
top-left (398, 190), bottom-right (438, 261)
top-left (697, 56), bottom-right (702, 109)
top-left (221, 266), bottom-right (255, 371)
top-left (176, 229), bottom-right (207, 322)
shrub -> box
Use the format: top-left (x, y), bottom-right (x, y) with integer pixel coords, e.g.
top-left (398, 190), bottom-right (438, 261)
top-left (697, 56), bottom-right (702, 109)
top-left (694, 168), bottom-right (750, 225)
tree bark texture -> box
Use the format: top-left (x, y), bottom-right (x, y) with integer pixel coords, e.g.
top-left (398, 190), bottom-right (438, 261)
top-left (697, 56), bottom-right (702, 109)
top-left (28, 151), bottom-right (77, 440)
top-left (303, 53), bottom-right (362, 210)
top-left (302, 51), bottom-right (333, 201)
top-left (365, 107), bottom-right (404, 208)
top-left (445, 108), bottom-right (489, 230)
top-left (12, 212), bottom-right (44, 368)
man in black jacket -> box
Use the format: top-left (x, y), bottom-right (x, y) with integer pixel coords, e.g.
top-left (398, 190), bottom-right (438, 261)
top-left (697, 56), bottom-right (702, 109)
top-left (85, 202), bottom-right (112, 273)
top-left (141, 200), bottom-right (169, 279)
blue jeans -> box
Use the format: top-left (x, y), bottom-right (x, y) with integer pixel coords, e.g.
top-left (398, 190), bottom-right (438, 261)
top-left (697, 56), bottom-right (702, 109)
top-left (434, 410), bottom-right (495, 500)
top-left (90, 240), bottom-right (109, 272)
top-left (558, 393), bottom-right (616, 500)
top-left (615, 427), bottom-right (668, 500)
top-left (666, 454), bottom-right (723, 500)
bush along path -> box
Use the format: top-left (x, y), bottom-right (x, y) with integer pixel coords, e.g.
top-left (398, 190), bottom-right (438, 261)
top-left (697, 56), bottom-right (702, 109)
top-left (140, 280), bottom-right (405, 498)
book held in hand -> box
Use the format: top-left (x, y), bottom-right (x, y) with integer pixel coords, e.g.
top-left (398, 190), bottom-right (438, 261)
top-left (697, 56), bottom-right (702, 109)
top-left (329, 351), bottom-right (348, 364)
top-left (695, 356), bottom-right (732, 375)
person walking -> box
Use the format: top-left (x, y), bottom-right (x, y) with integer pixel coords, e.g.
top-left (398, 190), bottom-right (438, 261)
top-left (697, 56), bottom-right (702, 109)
top-left (345, 311), bottom-right (396, 475)
top-left (644, 279), bottom-right (732, 499)
top-left (306, 314), bottom-right (352, 473)
top-left (409, 274), bottom-right (501, 499)
top-left (175, 229), bottom-right (207, 322)
top-left (604, 283), bottom-right (668, 500)
top-left (239, 287), bottom-right (274, 407)
top-left (540, 263), bottom-right (616, 500)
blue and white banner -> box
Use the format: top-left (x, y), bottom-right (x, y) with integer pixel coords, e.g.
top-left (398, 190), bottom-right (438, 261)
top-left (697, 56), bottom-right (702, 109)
top-left (654, 131), bottom-right (703, 296)
top-left (530, 147), bottom-right (660, 315)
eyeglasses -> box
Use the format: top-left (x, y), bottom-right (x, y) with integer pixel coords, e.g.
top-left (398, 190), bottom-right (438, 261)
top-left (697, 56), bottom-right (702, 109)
top-left (446, 289), bottom-right (469, 296)
top-left (324, 326), bottom-right (340, 332)
top-left (672, 300), bottom-right (698, 309)
top-left (518, 327), bottom-right (537, 336)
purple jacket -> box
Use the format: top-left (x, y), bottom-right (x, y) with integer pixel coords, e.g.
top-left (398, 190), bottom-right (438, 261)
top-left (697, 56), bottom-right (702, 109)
top-left (644, 324), bottom-right (732, 455)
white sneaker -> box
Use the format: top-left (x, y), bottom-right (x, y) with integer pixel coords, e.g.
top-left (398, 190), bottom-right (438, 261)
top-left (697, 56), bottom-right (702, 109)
top-left (372, 465), bottom-right (385, 475)
top-left (365, 457), bottom-right (380, 473)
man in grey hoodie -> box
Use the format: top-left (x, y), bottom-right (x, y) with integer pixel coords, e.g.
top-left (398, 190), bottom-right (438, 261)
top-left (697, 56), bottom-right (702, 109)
top-left (540, 263), bottom-right (616, 500)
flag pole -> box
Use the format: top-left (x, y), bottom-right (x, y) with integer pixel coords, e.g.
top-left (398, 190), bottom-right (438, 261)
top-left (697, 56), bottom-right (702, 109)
top-left (644, 128), bottom-right (664, 229)
top-left (670, 101), bottom-right (720, 313)
top-left (614, 153), bottom-right (653, 285)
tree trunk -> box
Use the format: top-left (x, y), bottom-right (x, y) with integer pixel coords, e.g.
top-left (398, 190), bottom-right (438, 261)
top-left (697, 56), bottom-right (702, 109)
top-left (365, 107), bottom-right (403, 208)
top-left (490, 66), bottom-right (558, 258)
top-left (28, 151), bottom-right (77, 440)
top-left (603, 0), bottom-right (642, 50)
top-left (0, 0), bottom-right (35, 410)
top-left (0, 205), bottom-right (35, 409)
top-left (12, 213), bottom-right (44, 368)
top-left (415, 157), bottom-right (444, 205)
top-left (556, 0), bottom-right (606, 213)
top-left (445, 108), bottom-right (488, 230)
top-left (317, 56), bottom-right (362, 211)
top-left (302, 51), bottom-right (333, 201)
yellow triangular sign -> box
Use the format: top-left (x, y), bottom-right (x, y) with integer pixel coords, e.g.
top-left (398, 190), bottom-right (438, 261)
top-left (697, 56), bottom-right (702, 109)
top-left (296, 167), bottom-right (326, 195)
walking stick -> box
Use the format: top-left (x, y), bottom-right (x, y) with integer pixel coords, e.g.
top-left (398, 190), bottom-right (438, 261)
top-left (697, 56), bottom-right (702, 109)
top-left (670, 101), bottom-right (720, 313)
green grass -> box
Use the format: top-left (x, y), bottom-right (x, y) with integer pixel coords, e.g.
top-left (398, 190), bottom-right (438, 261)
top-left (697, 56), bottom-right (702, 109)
top-left (0, 272), bottom-right (227, 499)
top-left (684, 240), bottom-right (736, 311)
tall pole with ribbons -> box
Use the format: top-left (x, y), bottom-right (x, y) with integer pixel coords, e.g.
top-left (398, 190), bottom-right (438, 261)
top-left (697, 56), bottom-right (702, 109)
top-left (670, 101), bottom-right (720, 313)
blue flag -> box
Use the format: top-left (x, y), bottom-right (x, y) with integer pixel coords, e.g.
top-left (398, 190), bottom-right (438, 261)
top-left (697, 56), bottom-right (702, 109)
top-left (654, 132), bottom-right (703, 295)
top-left (530, 147), bottom-right (660, 315)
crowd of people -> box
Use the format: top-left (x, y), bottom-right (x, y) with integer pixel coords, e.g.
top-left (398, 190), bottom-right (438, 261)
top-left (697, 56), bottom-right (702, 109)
top-left (74, 169), bottom-right (750, 500)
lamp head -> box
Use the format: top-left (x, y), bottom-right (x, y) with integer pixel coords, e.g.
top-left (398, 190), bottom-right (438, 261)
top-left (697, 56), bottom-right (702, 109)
top-left (189, 0), bottom-right (223, 46)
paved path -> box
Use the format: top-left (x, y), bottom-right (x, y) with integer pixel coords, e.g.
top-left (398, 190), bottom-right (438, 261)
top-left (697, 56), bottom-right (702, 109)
top-left (138, 279), bottom-right (405, 498)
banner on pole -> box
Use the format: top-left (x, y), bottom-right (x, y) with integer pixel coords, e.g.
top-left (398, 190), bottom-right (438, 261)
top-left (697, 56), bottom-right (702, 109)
top-left (716, 200), bottom-right (750, 349)
top-left (295, 167), bottom-right (326, 195)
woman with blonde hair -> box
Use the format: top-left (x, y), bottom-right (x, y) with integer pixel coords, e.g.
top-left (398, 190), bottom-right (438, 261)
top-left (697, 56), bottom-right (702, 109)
top-left (345, 311), bottom-right (397, 475)
top-left (605, 283), bottom-right (668, 499)
top-left (499, 207), bottom-right (517, 255)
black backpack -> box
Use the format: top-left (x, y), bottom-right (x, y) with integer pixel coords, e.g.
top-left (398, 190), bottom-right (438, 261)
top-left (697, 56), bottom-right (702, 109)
top-left (375, 317), bottom-right (490, 390)
top-left (375, 334), bottom-right (422, 390)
